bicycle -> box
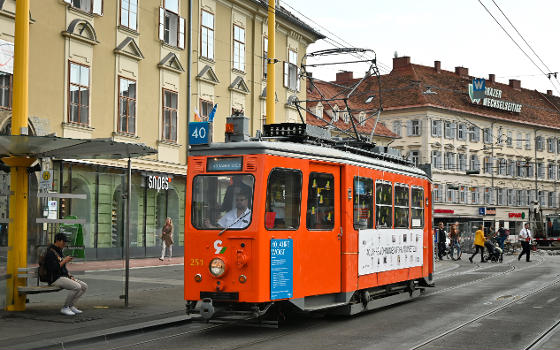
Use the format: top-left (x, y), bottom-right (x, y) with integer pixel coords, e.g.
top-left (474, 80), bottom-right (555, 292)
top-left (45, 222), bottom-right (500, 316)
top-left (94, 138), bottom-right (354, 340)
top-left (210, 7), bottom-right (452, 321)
top-left (448, 239), bottom-right (462, 261)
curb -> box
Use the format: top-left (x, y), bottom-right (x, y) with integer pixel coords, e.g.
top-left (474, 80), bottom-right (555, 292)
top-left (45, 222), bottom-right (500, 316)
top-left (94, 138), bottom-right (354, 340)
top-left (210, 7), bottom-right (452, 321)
top-left (24, 314), bottom-right (196, 350)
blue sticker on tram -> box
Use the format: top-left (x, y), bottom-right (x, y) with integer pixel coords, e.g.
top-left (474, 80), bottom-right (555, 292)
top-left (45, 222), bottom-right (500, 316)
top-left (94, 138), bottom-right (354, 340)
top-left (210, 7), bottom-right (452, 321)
top-left (270, 239), bottom-right (293, 300)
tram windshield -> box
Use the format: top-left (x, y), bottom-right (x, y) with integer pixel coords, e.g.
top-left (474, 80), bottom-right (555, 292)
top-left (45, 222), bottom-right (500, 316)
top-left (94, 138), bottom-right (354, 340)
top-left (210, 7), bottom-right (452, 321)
top-left (192, 174), bottom-right (255, 230)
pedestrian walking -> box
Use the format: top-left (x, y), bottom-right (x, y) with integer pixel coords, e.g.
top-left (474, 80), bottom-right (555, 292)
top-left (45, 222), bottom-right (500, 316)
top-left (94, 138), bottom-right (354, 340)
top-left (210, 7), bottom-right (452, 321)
top-left (160, 217), bottom-right (174, 261)
top-left (495, 223), bottom-right (508, 250)
top-left (449, 222), bottom-right (461, 260)
top-left (469, 225), bottom-right (487, 263)
top-left (45, 233), bottom-right (88, 316)
top-left (518, 222), bottom-right (532, 262)
top-left (436, 222), bottom-right (447, 260)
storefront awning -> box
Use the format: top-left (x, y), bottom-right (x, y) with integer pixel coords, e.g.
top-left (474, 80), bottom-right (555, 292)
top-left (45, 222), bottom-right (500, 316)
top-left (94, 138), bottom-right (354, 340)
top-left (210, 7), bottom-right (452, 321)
top-left (0, 135), bottom-right (156, 159)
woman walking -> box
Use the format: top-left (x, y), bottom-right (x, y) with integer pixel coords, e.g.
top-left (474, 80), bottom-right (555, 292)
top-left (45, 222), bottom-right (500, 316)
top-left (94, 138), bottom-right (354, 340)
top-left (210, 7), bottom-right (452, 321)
top-left (160, 217), bottom-right (174, 261)
top-left (469, 225), bottom-right (487, 263)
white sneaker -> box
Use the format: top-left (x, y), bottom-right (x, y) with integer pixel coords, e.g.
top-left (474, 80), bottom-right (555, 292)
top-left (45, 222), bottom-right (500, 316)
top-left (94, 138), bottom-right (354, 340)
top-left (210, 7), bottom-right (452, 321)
top-left (70, 306), bottom-right (83, 314)
top-left (60, 307), bottom-right (75, 316)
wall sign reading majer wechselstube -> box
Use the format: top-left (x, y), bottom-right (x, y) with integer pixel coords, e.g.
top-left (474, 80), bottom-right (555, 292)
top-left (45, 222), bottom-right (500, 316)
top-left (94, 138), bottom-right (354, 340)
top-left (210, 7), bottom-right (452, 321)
top-left (468, 78), bottom-right (522, 113)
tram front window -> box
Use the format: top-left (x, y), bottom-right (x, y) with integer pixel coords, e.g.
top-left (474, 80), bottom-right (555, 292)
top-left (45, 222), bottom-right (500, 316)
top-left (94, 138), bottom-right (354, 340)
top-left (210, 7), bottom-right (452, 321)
top-left (192, 174), bottom-right (255, 230)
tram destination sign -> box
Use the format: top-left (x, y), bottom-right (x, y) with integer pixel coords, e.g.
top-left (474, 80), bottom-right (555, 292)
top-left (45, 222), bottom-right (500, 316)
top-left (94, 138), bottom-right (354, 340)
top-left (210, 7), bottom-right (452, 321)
top-left (207, 157), bottom-right (243, 172)
top-left (468, 78), bottom-right (522, 113)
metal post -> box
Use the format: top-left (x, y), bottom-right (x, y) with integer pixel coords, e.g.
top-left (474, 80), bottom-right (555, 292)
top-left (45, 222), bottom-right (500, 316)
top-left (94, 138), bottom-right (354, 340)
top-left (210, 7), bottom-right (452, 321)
top-left (124, 157), bottom-right (131, 307)
top-left (265, 0), bottom-right (276, 125)
top-left (4, 0), bottom-right (31, 311)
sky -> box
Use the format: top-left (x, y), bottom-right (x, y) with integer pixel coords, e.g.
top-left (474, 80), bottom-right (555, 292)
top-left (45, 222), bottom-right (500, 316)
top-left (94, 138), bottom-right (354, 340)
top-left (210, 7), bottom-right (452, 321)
top-left (281, 0), bottom-right (560, 95)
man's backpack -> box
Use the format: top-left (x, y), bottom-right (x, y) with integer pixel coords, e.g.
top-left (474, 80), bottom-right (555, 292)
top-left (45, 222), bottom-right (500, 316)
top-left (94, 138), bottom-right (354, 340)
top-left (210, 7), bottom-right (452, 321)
top-left (38, 248), bottom-right (54, 283)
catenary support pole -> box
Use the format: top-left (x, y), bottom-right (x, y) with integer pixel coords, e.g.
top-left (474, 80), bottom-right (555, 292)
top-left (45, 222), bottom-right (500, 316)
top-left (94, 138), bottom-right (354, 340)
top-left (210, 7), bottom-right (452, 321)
top-left (265, 0), bottom-right (276, 125)
top-left (4, 0), bottom-right (32, 311)
top-left (124, 157), bottom-right (131, 307)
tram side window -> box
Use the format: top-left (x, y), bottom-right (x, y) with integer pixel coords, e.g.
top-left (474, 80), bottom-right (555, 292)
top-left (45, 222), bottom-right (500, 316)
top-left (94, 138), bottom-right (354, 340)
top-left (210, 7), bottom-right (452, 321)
top-left (394, 185), bottom-right (409, 228)
top-left (375, 182), bottom-right (392, 228)
top-left (265, 168), bottom-right (302, 230)
top-left (411, 188), bottom-right (424, 228)
top-left (191, 174), bottom-right (255, 230)
top-left (307, 173), bottom-right (335, 230)
top-left (353, 177), bottom-right (374, 229)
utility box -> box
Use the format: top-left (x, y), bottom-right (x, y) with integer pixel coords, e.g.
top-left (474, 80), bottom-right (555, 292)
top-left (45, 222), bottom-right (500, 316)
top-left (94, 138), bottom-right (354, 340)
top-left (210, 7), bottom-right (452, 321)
top-left (225, 114), bottom-right (250, 142)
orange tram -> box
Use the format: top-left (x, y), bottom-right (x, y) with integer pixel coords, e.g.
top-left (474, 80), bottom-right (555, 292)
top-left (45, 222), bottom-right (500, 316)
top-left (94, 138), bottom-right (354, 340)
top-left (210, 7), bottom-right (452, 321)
top-left (185, 123), bottom-right (434, 322)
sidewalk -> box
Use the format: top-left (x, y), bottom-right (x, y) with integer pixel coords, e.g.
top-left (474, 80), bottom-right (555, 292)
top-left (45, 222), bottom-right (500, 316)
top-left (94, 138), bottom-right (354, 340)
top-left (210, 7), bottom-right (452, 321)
top-left (0, 257), bottom-right (191, 350)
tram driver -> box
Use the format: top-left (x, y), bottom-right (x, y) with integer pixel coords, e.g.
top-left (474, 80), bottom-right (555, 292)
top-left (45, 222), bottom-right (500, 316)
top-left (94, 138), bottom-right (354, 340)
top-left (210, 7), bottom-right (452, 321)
top-left (204, 190), bottom-right (252, 229)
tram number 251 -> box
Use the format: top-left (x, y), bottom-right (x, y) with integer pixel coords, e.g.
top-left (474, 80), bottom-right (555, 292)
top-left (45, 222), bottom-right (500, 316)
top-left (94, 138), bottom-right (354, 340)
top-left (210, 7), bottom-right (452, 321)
top-left (190, 258), bottom-right (204, 266)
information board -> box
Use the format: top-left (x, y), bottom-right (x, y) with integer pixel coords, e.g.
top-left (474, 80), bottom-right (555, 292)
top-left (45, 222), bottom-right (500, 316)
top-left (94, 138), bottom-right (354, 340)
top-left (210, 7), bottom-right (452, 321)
top-left (270, 239), bottom-right (293, 300)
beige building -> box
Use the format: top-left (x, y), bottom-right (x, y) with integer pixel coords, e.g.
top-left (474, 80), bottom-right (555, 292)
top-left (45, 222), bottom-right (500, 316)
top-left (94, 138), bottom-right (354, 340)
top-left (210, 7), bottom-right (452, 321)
top-left (0, 0), bottom-right (322, 260)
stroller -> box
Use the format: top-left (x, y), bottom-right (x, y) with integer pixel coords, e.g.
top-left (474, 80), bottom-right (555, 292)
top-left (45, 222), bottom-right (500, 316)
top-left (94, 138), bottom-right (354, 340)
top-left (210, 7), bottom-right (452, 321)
top-left (484, 240), bottom-right (503, 263)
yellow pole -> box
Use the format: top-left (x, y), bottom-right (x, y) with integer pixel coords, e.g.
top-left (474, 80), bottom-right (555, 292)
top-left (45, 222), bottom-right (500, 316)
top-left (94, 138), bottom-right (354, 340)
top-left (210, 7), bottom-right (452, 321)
top-left (5, 0), bottom-right (31, 311)
top-left (265, 0), bottom-right (275, 125)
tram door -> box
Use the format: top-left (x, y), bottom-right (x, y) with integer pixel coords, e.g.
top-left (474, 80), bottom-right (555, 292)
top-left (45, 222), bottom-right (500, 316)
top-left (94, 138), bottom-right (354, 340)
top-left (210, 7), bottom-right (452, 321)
top-left (304, 163), bottom-right (341, 295)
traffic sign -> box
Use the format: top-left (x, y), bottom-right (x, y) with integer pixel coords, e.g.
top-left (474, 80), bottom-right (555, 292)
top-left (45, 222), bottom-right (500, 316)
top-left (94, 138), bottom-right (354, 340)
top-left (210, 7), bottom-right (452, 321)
top-left (189, 122), bottom-right (211, 145)
top-left (39, 170), bottom-right (53, 190)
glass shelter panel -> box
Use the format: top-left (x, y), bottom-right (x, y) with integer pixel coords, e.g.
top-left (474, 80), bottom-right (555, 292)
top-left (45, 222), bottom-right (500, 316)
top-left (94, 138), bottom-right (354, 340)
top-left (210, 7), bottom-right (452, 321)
top-left (306, 173), bottom-right (335, 230)
top-left (192, 174), bottom-right (255, 230)
top-left (353, 177), bottom-right (373, 229)
top-left (265, 169), bottom-right (302, 230)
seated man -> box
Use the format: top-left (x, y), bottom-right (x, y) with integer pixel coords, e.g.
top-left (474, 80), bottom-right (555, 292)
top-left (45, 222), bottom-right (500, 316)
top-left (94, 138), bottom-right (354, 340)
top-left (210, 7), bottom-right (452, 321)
top-left (205, 191), bottom-right (252, 229)
top-left (45, 233), bottom-right (88, 316)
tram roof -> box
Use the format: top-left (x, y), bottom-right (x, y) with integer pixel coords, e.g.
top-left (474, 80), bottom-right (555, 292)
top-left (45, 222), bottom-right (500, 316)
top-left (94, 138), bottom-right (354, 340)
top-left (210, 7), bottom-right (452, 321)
top-left (190, 141), bottom-right (429, 180)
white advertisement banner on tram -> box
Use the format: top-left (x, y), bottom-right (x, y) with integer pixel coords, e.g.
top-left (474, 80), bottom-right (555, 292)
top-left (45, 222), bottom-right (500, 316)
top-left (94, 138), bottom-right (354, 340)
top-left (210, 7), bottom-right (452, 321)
top-left (358, 229), bottom-right (423, 275)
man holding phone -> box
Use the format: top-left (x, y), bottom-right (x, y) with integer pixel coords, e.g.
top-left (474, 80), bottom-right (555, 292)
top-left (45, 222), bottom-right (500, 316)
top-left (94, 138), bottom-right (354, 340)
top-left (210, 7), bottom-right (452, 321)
top-left (45, 233), bottom-right (88, 316)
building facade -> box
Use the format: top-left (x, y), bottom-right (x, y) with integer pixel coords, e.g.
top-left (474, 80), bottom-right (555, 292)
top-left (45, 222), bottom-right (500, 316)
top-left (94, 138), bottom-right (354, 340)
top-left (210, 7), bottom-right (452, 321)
top-left (0, 0), bottom-right (322, 262)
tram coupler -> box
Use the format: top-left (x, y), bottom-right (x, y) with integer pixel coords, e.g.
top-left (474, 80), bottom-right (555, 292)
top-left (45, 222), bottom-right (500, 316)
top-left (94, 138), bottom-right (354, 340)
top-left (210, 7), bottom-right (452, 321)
top-left (200, 298), bottom-right (216, 320)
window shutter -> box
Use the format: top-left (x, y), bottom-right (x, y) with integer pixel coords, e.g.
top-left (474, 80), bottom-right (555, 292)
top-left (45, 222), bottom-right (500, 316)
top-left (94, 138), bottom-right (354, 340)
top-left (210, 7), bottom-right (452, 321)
top-left (406, 120), bottom-right (412, 136)
top-left (296, 67), bottom-right (301, 92)
top-left (283, 62), bottom-right (288, 87)
top-left (159, 8), bottom-right (165, 41)
top-left (451, 122), bottom-right (456, 139)
top-left (178, 17), bottom-right (185, 49)
top-left (418, 120), bottom-right (422, 136)
top-left (92, 0), bottom-right (103, 15)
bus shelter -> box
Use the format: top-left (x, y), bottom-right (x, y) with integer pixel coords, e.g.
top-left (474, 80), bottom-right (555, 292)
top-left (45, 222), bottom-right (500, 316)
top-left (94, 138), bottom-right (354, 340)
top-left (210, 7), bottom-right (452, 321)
top-left (0, 135), bottom-right (156, 310)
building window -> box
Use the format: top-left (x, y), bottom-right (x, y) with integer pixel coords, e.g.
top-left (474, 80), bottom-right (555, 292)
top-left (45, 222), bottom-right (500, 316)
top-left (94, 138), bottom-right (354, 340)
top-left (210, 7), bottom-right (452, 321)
top-left (548, 163), bottom-right (555, 179)
top-left (65, 0), bottom-right (103, 15)
top-left (506, 131), bottom-right (512, 147)
top-left (410, 150), bottom-right (420, 167)
top-left (393, 121), bottom-right (401, 136)
top-left (444, 121), bottom-right (456, 139)
top-left (431, 150), bottom-right (442, 169)
top-left (470, 155), bottom-right (479, 171)
top-left (458, 153), bottom-right (466, 171)
top-left (284, 49), bottom-right (299, 91)
top-left (484, 187), bottom-right (494, 205)
top-left (68, 62), bottom-right (90, 125)
top-left (433, 184), bottom-right (443, 203)
top-left (525, 133), bottom-right (531, 150)
top-left (120, 0), bottom-right (137, 30)
top-left (200, 10), bottom-right (214, 60)
top-left (497, 158), bottom-right (506, 175)
top-left (483, 156), bottom-right (492, 174)
top-left (470, 187), bottom-right (479, 204)
top-left (549, 192), bottom-right (555, 208)
top-left (483, 128), bottom-right (492, 144)
top-left (233, 25), bottom-right (245, 71)
top-left (536, 136), bottom-right (544, 151)
top-left (444, 152), bottom-right (455, 170)
top-left (457, 123), bottom-right (466, 140)
top-left (200, 99), bottom-right (213, 121)
top-left (0, 72), bottom-right (12, 110)
top-left (431, 120), bottom-right (442, 137)
top-left (159, 1), bottom-right (185, 49)
top-left (162, 89), bottom-right (178, 142)
top-left (548, 138), bottom-right (556, 153)
top-left (517, 132), bottom-right (523, 149)
top-left (497, 188), bottom-right (505, 206)
top-left (469, 126), bottom-right (480, 142)
top-left (507, 159), bottom-right (514, 176)
top-left (537, 162), bottom-right (545, 179)
top-left (263, 37), bottom-right (268, 78)
top-left (446, 184), bottom-right (458, 203)
top-left (118, 77), bottom-right (136, 134)
top-left (459, 185), bottom-right (467, 203)
top-left (407, 119), bottom-right (421, 136)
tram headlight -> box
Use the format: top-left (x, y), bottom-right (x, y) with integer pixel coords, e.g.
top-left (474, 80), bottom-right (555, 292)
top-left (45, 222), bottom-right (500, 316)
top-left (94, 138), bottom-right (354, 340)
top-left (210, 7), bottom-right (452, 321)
top-left (209, 258), bottom-right (226, 277)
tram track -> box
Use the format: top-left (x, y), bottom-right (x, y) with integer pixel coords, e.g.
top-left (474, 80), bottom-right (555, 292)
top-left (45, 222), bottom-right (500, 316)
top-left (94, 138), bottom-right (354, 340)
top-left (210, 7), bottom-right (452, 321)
top-left (410, 264), bottom-right (560, 350)
top-left (525, 318), bottom-right (560, 350)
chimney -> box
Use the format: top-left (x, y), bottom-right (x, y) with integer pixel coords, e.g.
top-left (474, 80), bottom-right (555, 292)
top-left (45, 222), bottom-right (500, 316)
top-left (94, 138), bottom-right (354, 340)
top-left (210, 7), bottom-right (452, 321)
top-left (434, 60), bottom-right (441, 72)
top-left (509, 79), bottom-right (521, 90)
top-left (393, 56), bottom-right (411, 69)
top-left (488, 74), bottom-right (495, 83)
top-left (335, 71), bottom-right (353, 83)
top-left (547, 90), bottom-right (553, 96)
top-left (455, 66), bottom-right (469, 77)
